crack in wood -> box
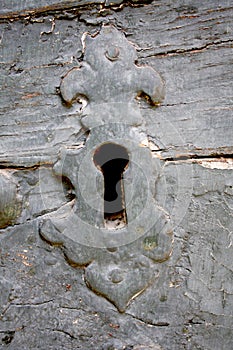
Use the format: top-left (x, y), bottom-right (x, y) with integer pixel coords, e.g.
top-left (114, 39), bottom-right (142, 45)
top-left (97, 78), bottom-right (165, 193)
top-left (142, 39), bottom-right (233, 58)
top-left (0, 0), bottom-right (153, 21)
top-left (125, 312), bottom-right (170, 327)
top-left (161, 154), bottom-right (233, 162)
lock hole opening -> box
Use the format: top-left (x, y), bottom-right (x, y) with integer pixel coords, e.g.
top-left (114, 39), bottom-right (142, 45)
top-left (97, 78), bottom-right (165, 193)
top-left (93, 143), bottom-right (129, 229)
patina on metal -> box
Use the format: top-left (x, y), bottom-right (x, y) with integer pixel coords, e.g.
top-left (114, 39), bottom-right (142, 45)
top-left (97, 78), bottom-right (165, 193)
top-left (40, 25), bottom-right (173, 312)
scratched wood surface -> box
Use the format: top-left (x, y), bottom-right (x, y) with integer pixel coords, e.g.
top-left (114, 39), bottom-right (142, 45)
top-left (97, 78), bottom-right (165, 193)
top-left (0, 1), bottom-right (233, 350)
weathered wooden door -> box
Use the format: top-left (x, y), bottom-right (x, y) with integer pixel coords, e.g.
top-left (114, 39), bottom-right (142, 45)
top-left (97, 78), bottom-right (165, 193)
top-left (0, 1), bottom-right (232, 349)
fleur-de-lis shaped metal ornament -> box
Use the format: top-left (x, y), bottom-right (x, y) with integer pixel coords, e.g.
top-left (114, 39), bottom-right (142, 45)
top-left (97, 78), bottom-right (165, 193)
top-left (40, 25), bottom-right (173, 313)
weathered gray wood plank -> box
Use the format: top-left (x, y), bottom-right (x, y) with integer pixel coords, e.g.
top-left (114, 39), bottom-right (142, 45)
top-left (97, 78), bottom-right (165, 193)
top-left (0, 161), bottom-right (232, 349)
top-left (0, 4), bottom-right (232, 164)
top-left (145, 43), bottom-right (233, 158)
top-left (118, 1), bottom-right (233, 55)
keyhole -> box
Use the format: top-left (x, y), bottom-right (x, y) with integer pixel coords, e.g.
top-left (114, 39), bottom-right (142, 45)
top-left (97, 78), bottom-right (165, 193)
top-left (93, 143), bottom-right (129, 229)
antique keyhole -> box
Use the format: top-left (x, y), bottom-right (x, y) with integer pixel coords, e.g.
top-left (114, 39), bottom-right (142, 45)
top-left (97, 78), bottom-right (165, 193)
top-left (93, 143), bottom-right (129, 229)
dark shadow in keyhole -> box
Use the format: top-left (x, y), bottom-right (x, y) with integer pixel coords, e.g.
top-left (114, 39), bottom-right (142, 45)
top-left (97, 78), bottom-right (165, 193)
top-left (93, 143), bottom-right (129, 228)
